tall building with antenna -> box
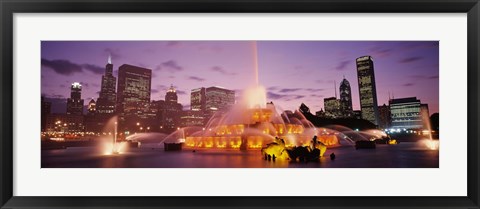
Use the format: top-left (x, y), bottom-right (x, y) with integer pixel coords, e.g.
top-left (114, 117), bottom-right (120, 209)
top-left (356, 56), bottom-right (379, 125)
top-left (96, 55), bottom-right (117, 115)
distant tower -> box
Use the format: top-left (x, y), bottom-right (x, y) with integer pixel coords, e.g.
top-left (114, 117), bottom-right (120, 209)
top-left (88, 99), bottom-right (96, 114)
top-left (96, 55), bottom-right (117, 114)
top-left (66, 82), bottom-right (84, 115)
top-left (339, 77), bottom-right (353, 117)
top-left (356, 56), bottom-right (379, 125)
top-left (165, 85), bottom-right (178, 103)
top-left (163, 84), bottom-right (182, 130)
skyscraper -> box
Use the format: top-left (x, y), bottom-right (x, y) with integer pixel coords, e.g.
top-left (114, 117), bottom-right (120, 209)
top-left (165, 84), bottom-right (178, 103)
top-left (191, 87), bottom-right (206, 112)
top-left (205, 86), bottom-right (235, 112)
top-left (66, 82), bottom-right (84, 115)
top-left (116, 64), bottom-right (152, 130)
top-left (41, 96), bottom-right (51, 132)
top-left (162, 85), bottom-right (183, 130)
top-left (96, 55), bottom-right (117, 115)
top-left (339, 77), bottom-right (353, 117)
top-left (356, 56), bottom-right (379, 125)
top-left (378, 104), bottom-right (391, 129)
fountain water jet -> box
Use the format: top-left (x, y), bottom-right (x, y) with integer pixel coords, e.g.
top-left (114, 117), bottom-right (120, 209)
top-left (182, 41), bottom-right (345, 150)
top-left (100, 116), bottom-right (127, 155)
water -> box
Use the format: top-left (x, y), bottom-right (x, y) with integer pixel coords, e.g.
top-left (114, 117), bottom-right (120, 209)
top-left (41, 142), bottom-right (438, 168)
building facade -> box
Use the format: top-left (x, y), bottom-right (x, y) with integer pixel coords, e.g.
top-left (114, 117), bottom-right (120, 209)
top-left (161, 85), bottom-right (183, 131)
top-left (339, 77), bottom-right (353, 117)
top-left (389, 97), bottom-right (428, 130)
top-left (116, 64), bottom-right (152, 131)
top-left (191, 87), bottom-right (207, 112)
top-left (45, 113), bottom-right (85, 135)
top-left (181, 110), bottom-right (205, 127)
top-left (377, 104), bottom-right (391, 129)
top-left (205, 86), bottom-right (235, 112)
top-left (356, 56), bottom-right (379, 125)
top-left (66, 82), bottom-right (84, 115)
top-left (324, 97), bottom-right (341, 118)
top-left (41, 96), bottom-right (51, 132)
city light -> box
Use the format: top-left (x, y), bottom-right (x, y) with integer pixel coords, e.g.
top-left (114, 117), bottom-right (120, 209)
top-left (41, 41), bottom-right (439, 169)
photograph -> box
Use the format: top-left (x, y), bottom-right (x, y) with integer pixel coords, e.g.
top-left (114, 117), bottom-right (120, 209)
top-left (40, 41), bottom-right (440, 168)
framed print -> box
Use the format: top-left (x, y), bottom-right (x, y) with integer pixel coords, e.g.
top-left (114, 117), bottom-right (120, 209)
top-left (1, 0), bottom-right (479, 208)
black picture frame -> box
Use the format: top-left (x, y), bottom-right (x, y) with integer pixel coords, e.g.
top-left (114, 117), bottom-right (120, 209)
top-left (1, 0), bottom-right (479, 208)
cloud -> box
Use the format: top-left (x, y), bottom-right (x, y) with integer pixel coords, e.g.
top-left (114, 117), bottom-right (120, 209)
top-left (267, 92), bottom-right (287, 100)
top-left (369, 46), bottom-right (392, 58)
top-left (403, 83), bottom-right (415, 87)
top-left (211, 66), bottom-right (236, 76)
top-left (267, 92), bottom-right (305, 101)
top-left (279, 88), bottom-right (302, 93)
top-left (151, 89), bottom-right (160, 94)
top-left (399, 56), bottom-right (423, 63)
top-left (335, 60), bottom-right (351, 71)
top-left (82, 64), bottom-right (104, 74)
top-left (156, 60), bottom-right (184, 72)
top-left (305, 88), bottom-right (325, 92)
top-left (41, 59), bottom-right (82, 75)
top-left (409, 75), bottom-right (439, 80)
top-left (186, 76), bottom-right (205, 82)
top-left (267, 86), bottom-right (278, 91)
top-left (42, 58), bottom-right (104, 76)
top-left (42, 93), bottom-right (66, 99)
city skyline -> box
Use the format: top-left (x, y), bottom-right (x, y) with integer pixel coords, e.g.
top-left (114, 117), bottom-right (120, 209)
top-left (41, 41), bottom-right (439, 114)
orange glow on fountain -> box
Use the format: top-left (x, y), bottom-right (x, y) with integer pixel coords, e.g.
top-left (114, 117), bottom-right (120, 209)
top-left (182, 41), bottom-right (341, 150)
top-left (183, 87), bottom-right (341, 150)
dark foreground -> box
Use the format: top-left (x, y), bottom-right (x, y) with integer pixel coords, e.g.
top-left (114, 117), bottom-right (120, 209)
top-left (41, 141), bottom-right (439, 168)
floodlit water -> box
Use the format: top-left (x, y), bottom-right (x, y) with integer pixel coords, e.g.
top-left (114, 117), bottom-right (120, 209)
top-left (41, 141), bottom-right (438, 168)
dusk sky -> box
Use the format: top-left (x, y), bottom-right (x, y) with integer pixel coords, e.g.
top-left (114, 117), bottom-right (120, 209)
top-left (41, 41), bottom-right (439, 114)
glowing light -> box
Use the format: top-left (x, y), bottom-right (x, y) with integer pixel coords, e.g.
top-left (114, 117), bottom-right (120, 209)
top-left (424, 139), bottom-right (439, 150)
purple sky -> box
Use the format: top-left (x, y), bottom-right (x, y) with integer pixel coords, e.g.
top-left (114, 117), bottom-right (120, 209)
top-left (41, 41), bottom-right (439, 114)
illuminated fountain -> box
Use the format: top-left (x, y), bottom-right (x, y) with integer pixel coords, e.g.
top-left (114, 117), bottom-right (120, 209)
top-left (101, 116), bottom-right (128, 155)
top-left (420, 111), bottom-right (439, 150)
top-left (176, 42), bottom-right (351, 151)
